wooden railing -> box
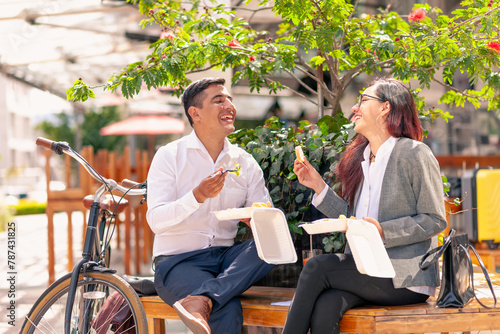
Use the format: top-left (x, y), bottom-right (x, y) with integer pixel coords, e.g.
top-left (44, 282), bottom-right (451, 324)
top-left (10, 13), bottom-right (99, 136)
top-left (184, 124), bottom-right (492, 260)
top-left (436, 155), bottom-right (500, 169)
top-left (42, 153), bottom-right (500, 285)
top-left (44, 145), bottom-right (152, 285)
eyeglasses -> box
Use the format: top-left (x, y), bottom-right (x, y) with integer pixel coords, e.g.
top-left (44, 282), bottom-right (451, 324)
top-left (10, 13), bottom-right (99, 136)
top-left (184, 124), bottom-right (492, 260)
top-left (357, 94), bottom-right (385, 107)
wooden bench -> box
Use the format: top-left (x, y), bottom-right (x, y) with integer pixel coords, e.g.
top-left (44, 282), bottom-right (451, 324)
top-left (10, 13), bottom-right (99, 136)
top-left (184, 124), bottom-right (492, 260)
top-left (141, 268), bottom-right (500, 333)
top-left (470, 244), bottom-right (500, 273)
top-left (141, 286), bottom-right (294, 332)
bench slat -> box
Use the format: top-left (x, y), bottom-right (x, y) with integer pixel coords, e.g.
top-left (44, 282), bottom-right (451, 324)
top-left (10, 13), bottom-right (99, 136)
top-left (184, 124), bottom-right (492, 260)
top-left (141, 269), bottom-right (500, 334)
top-left (338, 315), bottom-right (375, 333)
top-left (141, 290), bottom-right (500, 333)
top-left (375, 312), bottom-right (500, 333)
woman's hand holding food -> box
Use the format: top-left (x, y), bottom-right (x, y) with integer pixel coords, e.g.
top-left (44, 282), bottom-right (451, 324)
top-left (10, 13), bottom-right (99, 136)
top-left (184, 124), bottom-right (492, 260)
top-left (293, 156), bottom-right (327, 195)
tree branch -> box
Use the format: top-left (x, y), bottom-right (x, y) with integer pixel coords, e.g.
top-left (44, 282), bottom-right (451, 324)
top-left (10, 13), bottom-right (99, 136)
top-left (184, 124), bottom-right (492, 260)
top-left (294, 39), bottom-right (317, 75)
top-left (449, 5), bottom-right (500, 37)
top-left (324, 54), bottom-right (342, 90)
top-left (343, 68), bottom-right (364, 89)
top-left (430, 77), bottom-right (487, 100)
top-left (264, 77), bottom-right (319, 106)
top-left (291, 67), bottom-right (336, 107)
top-left (293, 58), bottom-right (337, 107)
top-left (340, 0), bottom-right (359, 49)
top-left (340, 62), bottom-right (365, 87)
top-left (187, 62), bottom-right (222, 74)
top-left (284, 68), bottom-right (318, 96)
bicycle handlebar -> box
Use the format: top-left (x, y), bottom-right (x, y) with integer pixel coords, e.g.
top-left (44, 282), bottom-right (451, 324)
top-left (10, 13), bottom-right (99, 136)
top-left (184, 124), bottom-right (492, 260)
top-left (36, 137), bottom-right (147, 197)
top-left (36, 137), bottom-right (70, 155)
top-left (121, 178), bottom-right (142, 188)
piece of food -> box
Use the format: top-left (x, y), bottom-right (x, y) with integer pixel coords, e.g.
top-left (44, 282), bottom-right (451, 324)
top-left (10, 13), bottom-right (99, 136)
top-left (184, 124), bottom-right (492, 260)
top-left (227, 163), bottom-right (241, 176)
top-left (252, 201), bottom-right (272, 208)
top-left (295, 146), bottom-right (305, 163)
top-left (339, 214), bottom-right (347, 219)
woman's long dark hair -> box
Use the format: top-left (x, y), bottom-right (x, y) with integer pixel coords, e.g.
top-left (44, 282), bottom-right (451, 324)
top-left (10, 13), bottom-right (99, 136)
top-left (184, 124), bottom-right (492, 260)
top-left (335, 78), bottom-right (423, 207)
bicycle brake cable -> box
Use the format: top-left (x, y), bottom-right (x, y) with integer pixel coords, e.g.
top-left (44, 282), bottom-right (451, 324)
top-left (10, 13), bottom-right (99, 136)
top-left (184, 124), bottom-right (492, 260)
top-left (100, 184), bottom-right (141, 260)
top-left (70, 147), bottom-right (112, 190)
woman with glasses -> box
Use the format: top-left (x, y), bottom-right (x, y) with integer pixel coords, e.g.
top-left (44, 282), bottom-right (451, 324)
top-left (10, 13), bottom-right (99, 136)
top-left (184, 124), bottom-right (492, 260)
top-left (282, 78), bottom-right (447, 334)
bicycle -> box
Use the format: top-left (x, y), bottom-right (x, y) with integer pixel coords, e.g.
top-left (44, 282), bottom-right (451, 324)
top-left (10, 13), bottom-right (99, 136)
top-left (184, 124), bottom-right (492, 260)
top-left (21, 138), bottom-right (149, 334)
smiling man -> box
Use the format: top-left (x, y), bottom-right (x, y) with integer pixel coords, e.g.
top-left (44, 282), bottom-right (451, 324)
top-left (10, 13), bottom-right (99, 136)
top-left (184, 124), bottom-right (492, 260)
top-left (147, 77), bottom-right (274, 334)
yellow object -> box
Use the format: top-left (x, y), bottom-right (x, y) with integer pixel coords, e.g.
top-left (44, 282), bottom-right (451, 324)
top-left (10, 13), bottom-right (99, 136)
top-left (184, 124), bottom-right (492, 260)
top-left (338, 214), bottom-right (347, 219)
top-left (295, 146), bottom-right (305, 163)
top-left (252, 202), bottom-right (272, 208)
top-left (475, 169), bottom-right (500, 243)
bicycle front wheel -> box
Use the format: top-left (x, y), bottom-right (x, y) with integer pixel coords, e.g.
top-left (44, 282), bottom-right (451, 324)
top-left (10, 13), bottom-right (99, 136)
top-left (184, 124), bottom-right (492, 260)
top-left (21, 271), bottom-right (148, 334)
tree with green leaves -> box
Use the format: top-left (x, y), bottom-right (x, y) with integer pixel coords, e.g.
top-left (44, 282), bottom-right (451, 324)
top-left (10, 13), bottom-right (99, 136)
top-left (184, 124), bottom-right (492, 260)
top-left (68, 0), bottom-right (500, 122)
top-left (66, 0), bottom-right (499, 249)
top-left (36, 107), bottom-right (126, 152)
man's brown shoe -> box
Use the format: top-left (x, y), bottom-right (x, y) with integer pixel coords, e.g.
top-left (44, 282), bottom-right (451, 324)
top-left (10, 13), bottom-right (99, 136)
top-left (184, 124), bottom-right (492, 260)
top-left (173, 295), bottom-right (213, 334)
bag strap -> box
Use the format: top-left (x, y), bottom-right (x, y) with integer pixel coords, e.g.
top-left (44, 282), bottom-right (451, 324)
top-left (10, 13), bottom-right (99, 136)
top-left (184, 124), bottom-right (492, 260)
top-left (463, 244), bottom-right (497, 309)
top-left (419, 229), bottom-right (456, 270)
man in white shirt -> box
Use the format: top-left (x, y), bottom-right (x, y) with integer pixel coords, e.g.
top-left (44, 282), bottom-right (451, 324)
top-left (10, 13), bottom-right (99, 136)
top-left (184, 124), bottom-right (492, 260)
top-left (147, 77), bottom-right (274, 334)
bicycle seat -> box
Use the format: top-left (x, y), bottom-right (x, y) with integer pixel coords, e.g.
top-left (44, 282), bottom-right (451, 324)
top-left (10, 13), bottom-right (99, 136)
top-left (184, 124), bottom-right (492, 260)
top-left (83, 194), bottom-right (129, 213)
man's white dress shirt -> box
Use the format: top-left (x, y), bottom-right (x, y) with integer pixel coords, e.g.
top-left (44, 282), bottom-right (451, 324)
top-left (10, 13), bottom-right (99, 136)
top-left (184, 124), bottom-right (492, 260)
top-left (147, 130), bottom-right (271, 257)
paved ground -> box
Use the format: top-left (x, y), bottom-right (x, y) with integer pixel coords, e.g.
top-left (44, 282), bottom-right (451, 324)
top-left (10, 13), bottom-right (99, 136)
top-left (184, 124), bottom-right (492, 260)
top-left (0, 212), bottom-right (189, 334)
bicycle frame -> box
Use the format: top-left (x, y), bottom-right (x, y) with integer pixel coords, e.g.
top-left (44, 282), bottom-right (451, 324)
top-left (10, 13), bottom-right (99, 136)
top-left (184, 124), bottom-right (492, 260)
top-left (35, 137), bottom-right (147, 334)
top-left (65, 187), bottom-right (105, 334)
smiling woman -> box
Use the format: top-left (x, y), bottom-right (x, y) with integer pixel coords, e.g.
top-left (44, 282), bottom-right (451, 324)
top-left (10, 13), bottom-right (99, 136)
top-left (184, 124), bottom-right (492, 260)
top-left (285, 78), bottom-right (446, 334)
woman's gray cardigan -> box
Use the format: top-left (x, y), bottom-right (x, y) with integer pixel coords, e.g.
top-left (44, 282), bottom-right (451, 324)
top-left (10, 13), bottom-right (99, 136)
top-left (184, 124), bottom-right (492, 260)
top-left (316, 137), bottom-right (447, 289)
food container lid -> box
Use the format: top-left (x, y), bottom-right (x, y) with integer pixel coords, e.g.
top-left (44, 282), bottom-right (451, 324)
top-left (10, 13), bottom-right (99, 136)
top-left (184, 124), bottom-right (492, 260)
top-left (299, 218), bottom-right (347, 234)
top-left (346, 219), bottom-right (395, 278)
top-left (250, 208), bottom-right (297, 264)
top-left (212, 207), bottom-right (253, 221)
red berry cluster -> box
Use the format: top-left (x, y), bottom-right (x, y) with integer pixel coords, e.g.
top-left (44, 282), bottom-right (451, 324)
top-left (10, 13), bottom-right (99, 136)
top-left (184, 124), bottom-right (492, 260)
top-left (365, 48), bottom-right (378, 60)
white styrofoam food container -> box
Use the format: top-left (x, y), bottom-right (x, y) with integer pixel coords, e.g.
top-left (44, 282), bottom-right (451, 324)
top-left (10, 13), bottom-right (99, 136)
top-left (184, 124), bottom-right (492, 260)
top-left (212, 207), bottom-right (253, 220)
top-left (346, 219), bottom-right (395, 278)
top-left (250, 208), bottom-right (298, 264)
top-left (299, 218), bottom-right (348, 234)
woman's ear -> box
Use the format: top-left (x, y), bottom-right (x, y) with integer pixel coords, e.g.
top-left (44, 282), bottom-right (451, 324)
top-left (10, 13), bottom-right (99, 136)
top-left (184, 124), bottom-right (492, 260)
top-left (380, 101), bottom-right (391, 117)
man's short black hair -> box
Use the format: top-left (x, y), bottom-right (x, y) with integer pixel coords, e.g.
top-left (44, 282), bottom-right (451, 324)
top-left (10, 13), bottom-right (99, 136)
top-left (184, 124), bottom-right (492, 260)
top-left (181, 77), bottom-right (226, 126)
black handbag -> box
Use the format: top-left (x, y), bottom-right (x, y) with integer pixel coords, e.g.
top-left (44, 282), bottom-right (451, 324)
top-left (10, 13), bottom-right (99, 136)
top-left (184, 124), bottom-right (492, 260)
top-left (419, 229), bottom-right (497, 308)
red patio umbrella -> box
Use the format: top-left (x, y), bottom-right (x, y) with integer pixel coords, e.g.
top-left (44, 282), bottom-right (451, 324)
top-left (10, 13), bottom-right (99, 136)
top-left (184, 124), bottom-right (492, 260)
top-left (100, 114), bottom-right (185, 155)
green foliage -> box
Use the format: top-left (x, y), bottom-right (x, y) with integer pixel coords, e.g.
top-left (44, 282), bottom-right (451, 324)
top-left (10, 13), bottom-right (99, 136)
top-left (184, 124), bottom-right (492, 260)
top-left (66, 79), bottom-right (95, 102)
top-left (61, 0), bottom-right (496, 252)
top-left (0, 202), bottom-right (13, 232)
top-left (68, 0), bottom-right (500, 122)
top-left (36, 113), bottom-right (76, 147)
top-left (81, 107), bottom-right (126, 151)
top-left (323, 232), bottom-right (346, 253)
top-left (35, 106), bottom-right (126, 152)
top-left (229, 115), bottom-right (351, 248)
top-left (442, 175), bottom-right (451, 195)
top-left (9, 199), bottom-right (46, 216)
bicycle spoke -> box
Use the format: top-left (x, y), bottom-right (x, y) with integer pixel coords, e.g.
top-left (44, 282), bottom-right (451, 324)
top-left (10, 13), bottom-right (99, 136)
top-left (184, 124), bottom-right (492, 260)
top-left (24, 317), bottom-right (50, 334)
top-left (21, 273), bottom-right (146, 334)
